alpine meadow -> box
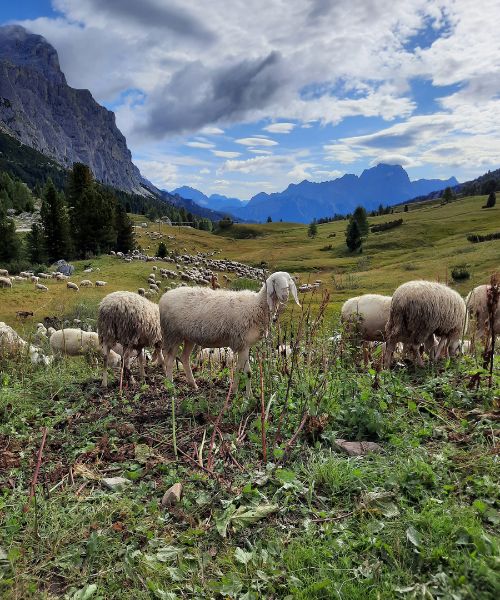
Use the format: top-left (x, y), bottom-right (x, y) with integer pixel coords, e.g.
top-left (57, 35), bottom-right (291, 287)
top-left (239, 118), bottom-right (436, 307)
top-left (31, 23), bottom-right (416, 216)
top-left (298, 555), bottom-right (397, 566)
top-left (0, 3), bottom-right (499, 600)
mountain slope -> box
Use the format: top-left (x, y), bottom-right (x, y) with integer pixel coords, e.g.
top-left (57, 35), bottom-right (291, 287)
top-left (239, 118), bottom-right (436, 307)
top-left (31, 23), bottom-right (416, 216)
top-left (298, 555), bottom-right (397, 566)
top-left (171, 186), bottom-right (246, 213)
top-left (232, 164), bottom-right (458, 223)
top-left (0, 25), bottom-right (151, 195)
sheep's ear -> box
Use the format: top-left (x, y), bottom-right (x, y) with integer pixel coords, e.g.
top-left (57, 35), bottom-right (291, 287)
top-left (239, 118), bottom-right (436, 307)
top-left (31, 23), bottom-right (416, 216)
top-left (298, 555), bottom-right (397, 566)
top-left (289, 276), bottom-right (300, 306)
top-left (266, 277), bottom-right (278, 315)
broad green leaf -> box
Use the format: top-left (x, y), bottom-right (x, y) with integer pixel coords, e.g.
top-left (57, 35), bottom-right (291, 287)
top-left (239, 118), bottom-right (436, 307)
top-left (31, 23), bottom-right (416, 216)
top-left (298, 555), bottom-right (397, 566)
top-left (406, 526), bottom-right (422, 548)
top-left (234, 547), bottom-right (253, 565)
top-left (275, 468), bottom-right (296, 483)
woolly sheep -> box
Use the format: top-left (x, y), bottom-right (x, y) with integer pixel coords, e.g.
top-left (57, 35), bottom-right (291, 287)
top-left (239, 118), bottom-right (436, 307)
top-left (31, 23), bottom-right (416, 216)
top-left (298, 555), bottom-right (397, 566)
top-left (0, 269), bottom-right (8, 276)
top-left (0, 276), bottom-right (12, 288)
top-left (67, 282), bottom-right (79, 291)
top-left (80, 280), bottom-right (93, 287)
top-left (159, 271), bottom-right (300, 395)
top-left (95, 281), bottom-right (107, 287)
top-left (35, 283), bottom-right (48, 292)
top-left (98, 291), bottom-right (166, 386)
top-left (0, 322), bottom-right (52, 366)
top-left (50, 329), bottom-right (100, 357)
top-left (384, 281), bottom-right (466, 367)
top-left (465, 284), bottom-right (499, 347)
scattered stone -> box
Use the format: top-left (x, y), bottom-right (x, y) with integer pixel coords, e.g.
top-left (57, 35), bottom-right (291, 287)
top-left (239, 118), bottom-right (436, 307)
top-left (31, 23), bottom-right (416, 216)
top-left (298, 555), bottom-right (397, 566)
top-left (161, 482), bottom-right (182, 507)
top-left (334, 439), bottom-right (383, 457)
top-left (102, 477), bottom-right (132, 491)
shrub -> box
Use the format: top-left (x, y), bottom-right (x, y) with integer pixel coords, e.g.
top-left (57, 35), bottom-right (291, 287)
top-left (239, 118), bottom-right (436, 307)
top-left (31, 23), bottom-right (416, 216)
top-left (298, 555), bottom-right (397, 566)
top-left (451, 264), bottom-right (471, 282)
top-left (467, 231), bottom-right (500, 243)
top-left (370, 218), bottom-right (403, 233)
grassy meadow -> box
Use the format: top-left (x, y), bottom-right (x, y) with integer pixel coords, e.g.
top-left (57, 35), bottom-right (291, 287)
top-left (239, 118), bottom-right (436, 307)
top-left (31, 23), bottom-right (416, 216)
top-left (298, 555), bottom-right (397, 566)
top-left (0, 193), bottom-right (499, 599)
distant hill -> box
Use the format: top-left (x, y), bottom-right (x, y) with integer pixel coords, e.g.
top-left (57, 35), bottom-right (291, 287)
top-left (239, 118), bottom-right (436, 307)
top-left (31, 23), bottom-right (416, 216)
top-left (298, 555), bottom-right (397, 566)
top-left (171, 186), bottom-right (247, 213)
top-left (229, 164), bottom-right (458, 223)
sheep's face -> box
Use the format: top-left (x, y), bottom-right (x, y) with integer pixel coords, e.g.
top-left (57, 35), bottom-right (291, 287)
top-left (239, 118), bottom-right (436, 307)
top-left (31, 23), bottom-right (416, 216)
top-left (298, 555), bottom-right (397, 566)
top-left (266, 272), bottom-right (301, 316)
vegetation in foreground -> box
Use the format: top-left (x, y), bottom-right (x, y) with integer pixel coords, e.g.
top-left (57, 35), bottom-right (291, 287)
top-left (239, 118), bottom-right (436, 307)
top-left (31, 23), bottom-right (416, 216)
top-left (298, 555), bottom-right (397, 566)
top-left (0, 306), bottom-right (498, 599)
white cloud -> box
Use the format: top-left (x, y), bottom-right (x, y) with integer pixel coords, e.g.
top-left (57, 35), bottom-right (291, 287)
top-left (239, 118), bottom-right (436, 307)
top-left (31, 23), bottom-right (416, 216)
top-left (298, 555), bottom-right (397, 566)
top-left (201, 126), bottom-right (225, 135)
top-left (312, 169), bottom-right (343, 180)
top-left (235, 137), bottom-right (278, 146)
top-left (263, 122), bottom-right (295, 133)
top-left (211, 149), bottom-right (242, 158)
top-left (186, 141), bottom-right (215, 149)
top-left (134, 159), bottom-right (179, 189)
top-left (288, 163), bottom-right (316, 181)
top-left (200, 167), bottom-right (210, 174)
top-left (248, 149), bottom-right (273, 155)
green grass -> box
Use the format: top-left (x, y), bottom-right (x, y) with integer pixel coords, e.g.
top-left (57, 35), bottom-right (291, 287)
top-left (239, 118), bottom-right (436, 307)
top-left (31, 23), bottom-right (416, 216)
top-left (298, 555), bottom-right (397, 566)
top-left (0, 310), bottom-right (498, 599)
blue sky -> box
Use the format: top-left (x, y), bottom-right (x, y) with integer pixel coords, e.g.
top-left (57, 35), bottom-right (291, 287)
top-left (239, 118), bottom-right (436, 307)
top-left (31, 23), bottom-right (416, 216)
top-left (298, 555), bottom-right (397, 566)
top-left (3, 1), bottom-right (500, 199)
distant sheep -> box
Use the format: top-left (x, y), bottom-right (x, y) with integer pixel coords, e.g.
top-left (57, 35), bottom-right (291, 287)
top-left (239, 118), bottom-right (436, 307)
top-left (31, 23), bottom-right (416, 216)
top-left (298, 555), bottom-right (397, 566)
top-left (35, 283), bottom-right (48, 292)
top-left (195, 347), bottom-right (234, 368)
top-left (80, 280), bottom-right (93, 287)
top-left (0, 277), bottom-right (12, 288)
top-left (466, 284), bottom-right (499, 347)
top-left (159, 271), bottom-right (300, 395)
top-left (0, 269), bottom-right (9, 276)
top-left (95, 281), bottom-right (107, 287)
top-left (384, 281), bottom-right (466, 367)
top-left (98, 291), bottom-right (166, 386)
top-left (49, 327), bottom-right (122, 365)
top-left (67, 282), bottom-right (79, 291)
top-left (0, 322), bottom-right (52, 366)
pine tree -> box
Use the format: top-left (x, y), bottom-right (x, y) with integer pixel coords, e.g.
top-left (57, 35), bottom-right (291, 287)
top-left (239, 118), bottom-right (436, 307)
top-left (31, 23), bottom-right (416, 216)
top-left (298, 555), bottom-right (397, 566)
top-left (0, 202), bottom-right (21, 262)
top-left (115, 203), bottom-right (135, 253)
top-left (157, 242), bottom-right (167, 258)
top-left (267, 216), bottom-right (272, 223)
top-left (404, 204), bottom-right (409, 212)
top-left (346, 218), bottom-right (362, 251)
top-left (484, 191), bottom-right (496, 208)
top-left (442, 187), bottom-right (454, 204)
top-left (352, 206), bottom-right (369, 235)
top-left (308, 219), bottom-right (318, 238)
top-left (26, 222), bottom-right (48, 264)
top-left (40, 179), bottom-right (72, 262)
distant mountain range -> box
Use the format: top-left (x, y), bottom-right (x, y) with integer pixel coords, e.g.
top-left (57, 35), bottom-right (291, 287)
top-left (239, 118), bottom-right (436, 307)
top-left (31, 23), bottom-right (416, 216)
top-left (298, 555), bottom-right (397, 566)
top-left (175, 165), bottom-right (459, 223)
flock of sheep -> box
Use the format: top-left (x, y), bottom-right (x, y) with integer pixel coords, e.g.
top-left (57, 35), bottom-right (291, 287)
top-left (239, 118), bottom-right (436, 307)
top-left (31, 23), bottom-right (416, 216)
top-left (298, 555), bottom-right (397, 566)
top-left (1, 254), bottom-right (498, 396)
top-left (0, 267), bottom-right (106, 292)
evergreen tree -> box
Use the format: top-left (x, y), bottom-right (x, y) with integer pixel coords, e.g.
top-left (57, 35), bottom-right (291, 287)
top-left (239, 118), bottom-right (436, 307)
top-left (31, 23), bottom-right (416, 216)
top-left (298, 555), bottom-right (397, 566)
top-left (157, 241), bottom-right (167, 258)
top-left (115, 203), bottom-right (135, 253)
top-left (40, 179), bottom-right (72, 262)
top-left (484, 191), bottom-right (496, 208)
top-left (404, 204), bottom-right (409, 212)
top-left (442, 187), bottom-right (454, 204)
top-left (345, 218), bottom-right (362, 252)
top-left (308, 219), bottom-right (318, 238)
top-left (0, 202), bottom-right (21, 263)
top-left (352, 206), bottom-right (369, 235)
top-left (26, 222), bottom-right (48, 264)
top-left (267, 216), bottom-right (272, 223)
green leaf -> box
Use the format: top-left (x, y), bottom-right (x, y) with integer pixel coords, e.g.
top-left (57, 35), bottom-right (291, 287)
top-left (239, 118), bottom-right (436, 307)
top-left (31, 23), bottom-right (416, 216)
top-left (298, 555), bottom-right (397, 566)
top-left (156, 546), bottom-right (182, 562)
top-left (69, 584), bottom-right (98, 600)
top-left (234, 547), bottom-right (253, 565)
top-left (406, 526), bottom-right (422, 548)
top-left (275, 469), bottom-right (296, 483)
top-left (215, 503), bottom-right (278, 537)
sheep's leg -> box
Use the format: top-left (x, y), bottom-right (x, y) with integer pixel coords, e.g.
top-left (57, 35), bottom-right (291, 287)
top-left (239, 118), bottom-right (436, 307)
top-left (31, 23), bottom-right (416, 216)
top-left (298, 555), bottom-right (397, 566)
top-left (235, 348), bottom-right (252, 397)
top-left (181, 341), bottom-right (198, 389)
top-left (137, 348), bottom-right (146, 380)
top-left (153, 345), bottom-right (167, 376)
top-left (432, 336), bottom-right (448, 362)
top-left (383, 338), bottom-right (395, 368)
top-left (164, 344), bottom-right (179, 382)
top-left (123, 347), bottom-right (136, 385)
top-left (102, 343), bottom-right (110, 387)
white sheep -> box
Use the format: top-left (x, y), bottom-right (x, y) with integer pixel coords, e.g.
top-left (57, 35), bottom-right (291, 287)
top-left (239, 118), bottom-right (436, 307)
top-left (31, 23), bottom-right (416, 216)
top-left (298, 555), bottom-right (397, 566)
top-left (49, 327), bottom-right (122, 365)
top-left (31, 276), bottom-right (39, 283)
top-left (95, 281), bottom-right (107, 287)
top-left (466, 284), bottom-right (499, 348)
top-left (35, 283), bottom-right (48, 292)
top-left (80, 280), bottom-right (93, 287)
top-left (0, 322), bottom-right (52, 366)
top-left (0, 269), bottom-right (9, 276)
top-left (384, 281), bottom-right (466, 367)
top-left (159, 271), bottom-right (300, 395)
top-left (98, 291), bottom-right (166, 386)
top-left (0, 276), bottom-right (12, 288)
top-left (67, 282), bottom-right (79, 291)
top-left (195, 347), bottom-right (235, 368)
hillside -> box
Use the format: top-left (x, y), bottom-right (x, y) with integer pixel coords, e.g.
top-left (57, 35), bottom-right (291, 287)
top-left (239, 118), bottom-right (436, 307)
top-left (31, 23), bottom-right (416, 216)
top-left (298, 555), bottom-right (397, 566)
top-left (1, 193), bottom-right (498, 326)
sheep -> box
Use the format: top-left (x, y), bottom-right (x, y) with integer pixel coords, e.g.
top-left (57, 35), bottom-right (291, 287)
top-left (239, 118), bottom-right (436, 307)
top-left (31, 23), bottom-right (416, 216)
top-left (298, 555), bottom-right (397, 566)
top-left (0, 322), bottom-right (52, 366)
top-left (465, 284), bottom-right (499, 348)
top-left (0, 277), bottom-right (13, 288)
top-left (47, 327), bottom-right (56, 338)
top-left (98, 291), bottom-right (166, 387)
top-left (0, 269), bottom-right (8, 276)
top-left (16, 311), bottom-right (34, 320)
top-left (35, 283), bottom-right (48, 292)
top-left (195, 347), bottom-right (235, 368)
top-left (159, 271), bottom-right (300, 395)
top-left (49, 327), bottom-right (122, 365)
top-left (138, 288), bottom-right (146, 296)
top-left (67, 282), bottom-right (79, 291)
top-left (95, 281), bottom-right (107, 287)
top-left (384, 281), bottom-right (467, 368)
top-left (31, 276), bottom-right (39, 283)
top-left (80, 280), bottom-right (93, 287)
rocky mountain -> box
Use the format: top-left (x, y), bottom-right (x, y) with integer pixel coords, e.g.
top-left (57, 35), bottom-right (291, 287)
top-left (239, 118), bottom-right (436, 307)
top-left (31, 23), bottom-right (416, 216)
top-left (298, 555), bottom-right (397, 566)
top-left (229, 164), bottom-right (458, 222)
top-left (171, 186), bottom-right (246, 213)
top-left (0, 25), bottom-right (151, 195)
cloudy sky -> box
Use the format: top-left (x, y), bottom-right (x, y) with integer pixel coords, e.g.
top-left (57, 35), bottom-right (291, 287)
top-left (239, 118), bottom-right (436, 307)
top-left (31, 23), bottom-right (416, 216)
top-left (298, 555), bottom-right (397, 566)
top-left (3, 0), bottom-right (500, 199)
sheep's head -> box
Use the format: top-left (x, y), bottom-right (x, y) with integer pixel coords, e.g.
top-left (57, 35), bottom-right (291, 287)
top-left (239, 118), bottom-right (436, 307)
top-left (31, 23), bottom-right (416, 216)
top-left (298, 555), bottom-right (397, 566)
top-left (266, 272), bottom-right (300, 316)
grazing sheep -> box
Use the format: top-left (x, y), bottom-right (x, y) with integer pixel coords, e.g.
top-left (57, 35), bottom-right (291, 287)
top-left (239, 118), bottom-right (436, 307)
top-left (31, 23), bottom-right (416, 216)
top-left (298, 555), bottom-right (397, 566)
top-left (80, 280), bottom-right (93, 287)
top-left (0, 269), bottom-right (9, 276)
top-left (384, 281), bottom-right (466, 367)
top-left (466, 284), bottom-right (499, 347)
top-left (98, 291), bottom-right (166, 386)
top-left (0, 276), bottom-right (13, 288)
top-left (95, 280), bottom-right (107, 287)
top-left (67, 282), bottom-right (79, 291)
top-left (0, 322), bottom-right (52, 366)
top-left (31, 276), bottom-right (39, 283)
top-left (35, 283), bottom-right (48, 292)
top-left (16, 311), bottom-right (34, 320)
top-left (159, 271), bottom-right (300, 395)
top-left (50, 329), bottom-right (99, 357)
